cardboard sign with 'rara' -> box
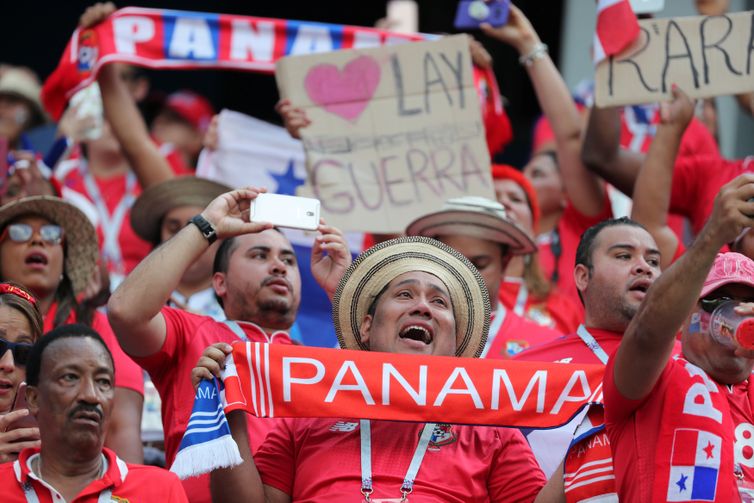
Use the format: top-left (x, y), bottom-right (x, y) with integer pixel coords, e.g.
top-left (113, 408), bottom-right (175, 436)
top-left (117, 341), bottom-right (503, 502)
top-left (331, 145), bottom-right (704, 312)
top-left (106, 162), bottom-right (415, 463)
top-left (275, 35), bottom-right (494, 233)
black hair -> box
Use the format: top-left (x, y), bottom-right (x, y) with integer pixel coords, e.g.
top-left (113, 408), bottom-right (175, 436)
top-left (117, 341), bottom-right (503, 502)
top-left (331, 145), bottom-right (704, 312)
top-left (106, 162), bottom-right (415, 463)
top-left (575, 217), bottom-right (647, 271)
top-left (212, 237), bottom-right (239, 309)
top-left (25, 323), bottom-right (114, 387)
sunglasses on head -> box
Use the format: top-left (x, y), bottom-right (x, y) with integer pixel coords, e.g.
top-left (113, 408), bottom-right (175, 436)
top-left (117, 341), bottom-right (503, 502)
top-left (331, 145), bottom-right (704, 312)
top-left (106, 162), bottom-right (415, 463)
top-left (0, 337), bottom-right (32, 367)
top-left (700, 296), bottom-right (734, 314)
top-left (0, 223), bottom-right (63, 246)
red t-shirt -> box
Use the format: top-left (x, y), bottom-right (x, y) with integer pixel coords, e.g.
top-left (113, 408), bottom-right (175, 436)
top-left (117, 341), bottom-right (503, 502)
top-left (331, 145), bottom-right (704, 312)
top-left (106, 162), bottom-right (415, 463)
top-left (499, 278), bottom-right (583, 334)
top-left (604, 355), bottom-right (754, 502)
top-left (255, 417), bottom-right (545, 502)
top-left (538, 197), bottom-right (613, 309)
top-left (43, 303), bottom-right (144, 395)
top-left (132, 306), bottom-right (292, 503)
top-left (671, 156), bottom-right (754, 235)
top-left (0, 446), bottom-right (187, 502)
top-left (484, 305), bottom-right (563, 359)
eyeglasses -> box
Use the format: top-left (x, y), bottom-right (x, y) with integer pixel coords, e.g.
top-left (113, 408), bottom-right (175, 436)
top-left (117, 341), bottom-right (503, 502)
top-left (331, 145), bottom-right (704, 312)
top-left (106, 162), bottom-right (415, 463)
top-left (0, 337), bottom-right (33, 367)
top-left (0, 223), bottom-right (63, 246)
top-left (700, 296), bottom-right (733, 314)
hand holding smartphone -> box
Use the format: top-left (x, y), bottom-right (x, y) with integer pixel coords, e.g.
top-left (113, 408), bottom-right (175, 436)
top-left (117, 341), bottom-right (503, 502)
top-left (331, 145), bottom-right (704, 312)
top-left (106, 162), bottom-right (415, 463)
top-left (250, 193), bottom-right (321, 231)
top-left (4, 382), bottom-right (37, 432)
top-left (454, 0), bottom-right (510, 30)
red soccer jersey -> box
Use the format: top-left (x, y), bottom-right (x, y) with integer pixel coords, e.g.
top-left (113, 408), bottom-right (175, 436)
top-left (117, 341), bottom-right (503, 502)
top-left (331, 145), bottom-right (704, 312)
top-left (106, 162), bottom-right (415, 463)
top-left (604, 355), bottom-right (754, 502)
top-left (0, 447), bottom-right (187, 502)
top-left (538, 197), bottom-right (613, 309)
top-left (44, 303), bottom-right (144, 395)
top-left (671, 156), bottom-right (754, 235)
top-left (484, 305), bottom-right (563, 359)
top-left (255, 417), bottom-right (545, 502)
top-left (499, 278), bottom-right (583, 334)
top-left (132, 306), bottom-right (293, 503)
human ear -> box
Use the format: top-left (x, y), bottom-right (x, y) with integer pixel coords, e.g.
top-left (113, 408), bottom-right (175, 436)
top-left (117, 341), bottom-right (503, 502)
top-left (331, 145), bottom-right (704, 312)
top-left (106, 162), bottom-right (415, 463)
top-left (359, 315), bottom-right (373, 348)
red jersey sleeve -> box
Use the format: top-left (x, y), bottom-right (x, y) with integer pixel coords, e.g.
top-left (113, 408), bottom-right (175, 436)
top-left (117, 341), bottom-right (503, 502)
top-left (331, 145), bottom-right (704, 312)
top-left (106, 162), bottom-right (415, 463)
top-left (669, 155), bottom-right (716, 218)
top-left (93, 312), bottom-right (144, 395)
top-left (255, 418), bottom-right (297, 496)
top-left (562, 188), bottom-right (613, 236)
top-left (604, 348), bottom-right (674, 424)
top-left (487, 428), bottom-right (546, 502)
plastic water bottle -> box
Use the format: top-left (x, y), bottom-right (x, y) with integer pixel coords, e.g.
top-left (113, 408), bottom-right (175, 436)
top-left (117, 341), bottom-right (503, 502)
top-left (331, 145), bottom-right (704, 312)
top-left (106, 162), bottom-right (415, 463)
top-left (709, 300), bottom-right (754, 350)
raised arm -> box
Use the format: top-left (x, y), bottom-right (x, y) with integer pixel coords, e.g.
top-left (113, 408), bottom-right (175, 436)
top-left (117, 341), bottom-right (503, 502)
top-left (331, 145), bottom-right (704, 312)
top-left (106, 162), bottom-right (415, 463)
top-left (613, 173), bottom-right (754, 400)
top-left (581, 104), bottom-right (646, 196)
top-left (108, 187), bottom-right (272, 357)
top-left (481, 4), bottom-right (604, 217)
top-left (192, 343), bottom-right (290, 503)
top-left (630, 86), bottom-right (693, 269)
top-left (80, 3), bottom-right (174, 189)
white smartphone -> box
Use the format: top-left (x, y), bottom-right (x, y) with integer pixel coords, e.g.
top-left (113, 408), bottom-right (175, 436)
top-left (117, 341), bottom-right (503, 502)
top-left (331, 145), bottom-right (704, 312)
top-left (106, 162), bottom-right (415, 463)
top-left (629, 0), bottom-right (665, 14)
top-left (387, 0), bottom-right (419, 34)
top-left (250, 193), bottom-right (320, 231)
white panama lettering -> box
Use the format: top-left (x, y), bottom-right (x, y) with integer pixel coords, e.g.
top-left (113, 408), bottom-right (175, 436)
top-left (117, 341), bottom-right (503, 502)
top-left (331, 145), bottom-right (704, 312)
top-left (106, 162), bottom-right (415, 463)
top-left (433, 367), bottom-right (483, 409)
top-left (683, 382), bottom-right (723, 423)
top-left (230, 20), bottom-right (275, 61)
top-left (325, 361), bottom-right (375, 405)
top-left (168, 17), bottom-right (216, 59)
top-left (195, 385), bottom-right (217, 400)
top-left (490, 369), bottom-right (546, 412)
top-left (112, 16), bottom-right (155, 54)
top-left (551, 370), bottom-right (591, 414)
top-left (282, 357), bottom-right (325, 401)
top-left (381, 363), bottom-right (427, 406)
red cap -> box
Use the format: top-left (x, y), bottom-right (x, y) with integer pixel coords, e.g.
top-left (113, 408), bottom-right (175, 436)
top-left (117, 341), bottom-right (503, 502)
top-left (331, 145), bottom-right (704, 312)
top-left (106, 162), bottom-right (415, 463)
top-left (491, 164), bottom-right (540, 232)
top-left (700, 252), bottom-right (754, 299)
top-left (164, 90), bottom-right (214, 133)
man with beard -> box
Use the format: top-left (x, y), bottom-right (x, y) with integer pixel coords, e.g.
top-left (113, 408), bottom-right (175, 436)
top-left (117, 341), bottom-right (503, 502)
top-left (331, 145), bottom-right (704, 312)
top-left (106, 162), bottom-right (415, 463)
top-left (0, 324), bottom-right (187, 501)
top-left (107, 186), bottom-right (351, 503)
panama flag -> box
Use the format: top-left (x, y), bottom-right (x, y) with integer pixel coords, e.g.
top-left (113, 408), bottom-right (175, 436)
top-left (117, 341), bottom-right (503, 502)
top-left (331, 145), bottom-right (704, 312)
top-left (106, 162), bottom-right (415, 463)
top-left (197, 110), bottom-right (363, 348)
top-left (666, 429), bottom-right (722, 501)
top-left (593, 0), bottom-right (640, 65)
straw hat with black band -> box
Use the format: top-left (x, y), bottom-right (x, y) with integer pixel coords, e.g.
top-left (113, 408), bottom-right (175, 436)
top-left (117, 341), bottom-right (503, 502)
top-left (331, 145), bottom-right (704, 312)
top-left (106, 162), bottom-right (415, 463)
top-left (333, 236), bottom-right (490, 359)
top-left (405, 196), bottom-right (536, 255)
top-left (0, 196), bottom-right (97, 295)
top-left (130, 176), bottom-right (232, 245)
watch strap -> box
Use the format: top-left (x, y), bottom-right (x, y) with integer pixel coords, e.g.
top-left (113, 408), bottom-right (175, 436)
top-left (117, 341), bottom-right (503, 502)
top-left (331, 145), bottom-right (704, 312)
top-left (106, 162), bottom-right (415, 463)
top-left (189, 214), bottom-right (218, 244)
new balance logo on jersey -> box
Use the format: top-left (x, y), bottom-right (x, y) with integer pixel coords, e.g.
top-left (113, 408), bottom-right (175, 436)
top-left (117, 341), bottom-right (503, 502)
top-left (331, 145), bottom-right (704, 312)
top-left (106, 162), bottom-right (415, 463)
top-left (330, 421), bottom-right (359, 432)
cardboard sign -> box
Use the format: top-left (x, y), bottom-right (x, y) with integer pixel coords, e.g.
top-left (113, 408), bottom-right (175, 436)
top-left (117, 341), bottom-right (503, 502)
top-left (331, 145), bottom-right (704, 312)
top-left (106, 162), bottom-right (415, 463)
top-left (275, 35), bottom-right (494, 233)
top-left (595, 11), bottom-right (754, 107)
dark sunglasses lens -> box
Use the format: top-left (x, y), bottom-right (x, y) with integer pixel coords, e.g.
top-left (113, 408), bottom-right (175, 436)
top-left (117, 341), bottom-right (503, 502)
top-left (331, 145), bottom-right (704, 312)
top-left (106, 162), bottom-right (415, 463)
top-left (8, 224), bottom-right (32, 242)
top-left (40, 225), bottom-right (62, 244)
top-left (13, 344), bottom-right (31, 366)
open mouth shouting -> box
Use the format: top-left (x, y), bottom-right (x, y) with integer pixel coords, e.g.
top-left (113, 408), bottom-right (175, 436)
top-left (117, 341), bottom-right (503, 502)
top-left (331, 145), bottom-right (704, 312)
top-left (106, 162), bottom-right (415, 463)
top-left (24, 251), bottom-right (49, 270)
top-left (398, 322), bottom-right (434, 347)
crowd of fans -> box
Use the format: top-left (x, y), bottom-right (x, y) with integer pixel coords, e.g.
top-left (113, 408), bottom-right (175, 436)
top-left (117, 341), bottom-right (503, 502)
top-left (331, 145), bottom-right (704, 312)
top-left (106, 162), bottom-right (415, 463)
top-left (1, 0), bottom-right (754, 501)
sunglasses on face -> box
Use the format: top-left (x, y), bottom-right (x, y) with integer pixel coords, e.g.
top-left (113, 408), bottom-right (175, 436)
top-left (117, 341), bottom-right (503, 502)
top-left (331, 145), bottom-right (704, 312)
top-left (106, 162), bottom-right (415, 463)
top-left (699, 296), bottom-right (734, 314)
top-left (0, 223), bottom-right (63, 246)
top-left (0, 337), bottom-right (32, 367)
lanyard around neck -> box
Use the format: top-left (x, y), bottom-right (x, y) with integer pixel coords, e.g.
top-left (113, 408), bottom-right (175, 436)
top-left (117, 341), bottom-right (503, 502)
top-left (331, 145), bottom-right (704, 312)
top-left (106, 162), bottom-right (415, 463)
top-left (360, 420), bottom-right (435, 502)
top-left (576, 324), bottom-right (610, 365)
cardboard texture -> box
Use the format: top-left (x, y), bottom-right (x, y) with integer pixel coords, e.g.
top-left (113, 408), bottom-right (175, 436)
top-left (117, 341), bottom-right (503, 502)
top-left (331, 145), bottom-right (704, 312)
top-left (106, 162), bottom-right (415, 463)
top-left (595, 11), bottom-right (754, 107)
top-left (275, 34), bottom-right (494, 233)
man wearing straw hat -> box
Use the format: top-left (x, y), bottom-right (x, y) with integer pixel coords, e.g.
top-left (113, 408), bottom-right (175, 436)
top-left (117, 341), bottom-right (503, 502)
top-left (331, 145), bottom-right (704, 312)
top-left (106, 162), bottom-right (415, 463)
top-left (405, 196), bottom-right (562, 358)
top-left (130, 176), bottom-right (231, 321)
top-left (108, 186), bottom-right (351, 503)
top-left (196, 236), bottom-right (546, 502)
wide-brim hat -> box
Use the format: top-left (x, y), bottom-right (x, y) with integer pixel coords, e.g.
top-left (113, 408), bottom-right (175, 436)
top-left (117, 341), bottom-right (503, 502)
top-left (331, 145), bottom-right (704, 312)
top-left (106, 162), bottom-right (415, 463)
top-left (130, 176), bottom-right (231, 244)
top-left (0, 68), bottom-right (46, 124)
top-left (0, 196), bottom-right (97, 295)
top-left (333, 236), bottom-right (490, 359)
top-left (405, 196), bottom-right (536, 255)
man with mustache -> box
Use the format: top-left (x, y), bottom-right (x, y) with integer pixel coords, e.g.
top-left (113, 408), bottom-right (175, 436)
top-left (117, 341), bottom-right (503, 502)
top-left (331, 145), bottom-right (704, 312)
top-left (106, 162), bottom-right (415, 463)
top-left (107, 186), bottom-right (352, 503)
top-left (0, 323), bottom-right (187, 501)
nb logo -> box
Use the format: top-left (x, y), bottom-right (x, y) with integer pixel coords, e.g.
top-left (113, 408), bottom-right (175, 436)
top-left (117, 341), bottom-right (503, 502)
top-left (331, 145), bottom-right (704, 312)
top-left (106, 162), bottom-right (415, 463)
top-left (329, 421), bottom-right (358, 432)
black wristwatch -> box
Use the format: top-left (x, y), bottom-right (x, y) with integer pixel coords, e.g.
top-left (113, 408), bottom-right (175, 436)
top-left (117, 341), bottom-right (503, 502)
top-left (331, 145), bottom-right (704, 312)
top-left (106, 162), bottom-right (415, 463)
top-left (189, 215), bottom-right (218, 244)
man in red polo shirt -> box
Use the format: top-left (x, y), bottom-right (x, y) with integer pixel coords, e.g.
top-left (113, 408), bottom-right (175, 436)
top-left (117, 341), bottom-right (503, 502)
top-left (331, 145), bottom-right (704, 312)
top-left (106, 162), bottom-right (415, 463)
top-left (0, 324), bottom-right (187, 502)
top-left (515, 216), bottom-right (667, 500)
top-left (604, 174), bottom-right (754, 501)
top-left (107, 186), bottom-right (351, 503)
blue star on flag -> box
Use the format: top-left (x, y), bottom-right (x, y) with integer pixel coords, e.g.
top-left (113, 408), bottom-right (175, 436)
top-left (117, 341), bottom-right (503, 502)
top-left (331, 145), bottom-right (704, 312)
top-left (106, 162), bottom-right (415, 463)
top-left (270, 159), bottom-right (305, 196)
top-left (676, 473), bottom-right (688, 492)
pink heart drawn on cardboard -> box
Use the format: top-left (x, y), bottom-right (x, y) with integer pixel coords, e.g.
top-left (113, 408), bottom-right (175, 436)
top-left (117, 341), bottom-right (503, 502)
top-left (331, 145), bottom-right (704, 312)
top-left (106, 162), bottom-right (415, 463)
top-left (303, 55), bottom-right (381, 123)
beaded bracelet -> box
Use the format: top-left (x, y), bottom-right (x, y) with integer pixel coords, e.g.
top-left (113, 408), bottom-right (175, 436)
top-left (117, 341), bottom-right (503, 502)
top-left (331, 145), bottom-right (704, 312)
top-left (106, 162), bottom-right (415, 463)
top-left (519, 43), bottom-right (548, 67)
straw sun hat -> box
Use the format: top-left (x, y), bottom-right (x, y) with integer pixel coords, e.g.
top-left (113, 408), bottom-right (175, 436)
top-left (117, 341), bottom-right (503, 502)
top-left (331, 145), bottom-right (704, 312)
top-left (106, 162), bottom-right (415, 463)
top-left (0, 196), bottom-right (97, 294)
top-left (130, 176), bottom-right (231, 245)
top-left (333, 236), bottom-right (491, 359)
